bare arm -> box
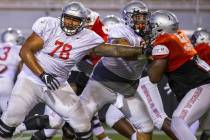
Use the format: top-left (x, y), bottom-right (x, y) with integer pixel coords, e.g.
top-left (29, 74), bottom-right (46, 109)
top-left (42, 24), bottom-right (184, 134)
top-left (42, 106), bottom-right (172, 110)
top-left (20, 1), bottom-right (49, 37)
top-left (19, 32), bottom-right (44, 76)
top-left (148, 59), bottom-right (168, 83)
top-left (90, 40), bottom-right (143, 59)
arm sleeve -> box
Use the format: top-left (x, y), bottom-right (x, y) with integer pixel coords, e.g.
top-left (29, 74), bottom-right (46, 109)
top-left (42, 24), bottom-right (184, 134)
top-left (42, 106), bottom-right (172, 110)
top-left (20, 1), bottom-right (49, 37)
top-left (152, 45), bottom-right (169, 60)
top-left (32, 17), bottom-right (54, 42)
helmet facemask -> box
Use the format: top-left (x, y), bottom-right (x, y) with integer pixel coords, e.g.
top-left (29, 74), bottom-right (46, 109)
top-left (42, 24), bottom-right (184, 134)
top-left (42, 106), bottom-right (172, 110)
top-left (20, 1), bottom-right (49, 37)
top-left (60, 2), bottom-right (87, 36)
top-left (61, 14), bottom-right (86, 36)
top-left (131, 12), bottom-right (148, 36)
top-left (121, 1), bottom-right (149, 37)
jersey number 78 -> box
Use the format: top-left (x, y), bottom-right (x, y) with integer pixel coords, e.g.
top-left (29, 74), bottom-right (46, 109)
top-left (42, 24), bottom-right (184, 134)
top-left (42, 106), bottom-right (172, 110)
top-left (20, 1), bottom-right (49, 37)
top-left (49, 40), bottom-right (72, 60)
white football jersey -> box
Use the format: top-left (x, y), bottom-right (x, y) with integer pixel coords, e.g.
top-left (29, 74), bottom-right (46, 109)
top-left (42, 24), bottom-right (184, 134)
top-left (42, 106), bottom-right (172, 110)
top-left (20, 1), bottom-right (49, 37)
top-left (0, 42), bottom-right (21, 80)
top-left (101, 24), bottom-right (146, 80)
top-left (19, 17), bottom-right (104, 85)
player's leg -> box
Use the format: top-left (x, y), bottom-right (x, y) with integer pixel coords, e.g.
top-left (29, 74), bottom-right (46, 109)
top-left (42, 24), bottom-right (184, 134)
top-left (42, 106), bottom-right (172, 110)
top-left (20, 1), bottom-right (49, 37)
top-left (30, 106), bottom-right (64, 140)
top-left (30, 129), bottom-right (56, 140)
top-left (15, 105), bottom-right (64, 136)
top-left (91, 113), bottom-right (111, 140)
top-left (43, 82), bottom-right (94, 140)
top-left (124, 95), bottom-right (154, 140)
top-left (138, 76), bottom-right (178, 139)
top-left (80, 79), bottom-right (119, 139)
top-left (106, 104), bottom-right (136, 139)
top-left (14, 114), bottom-right (50, 136)
top-left (34, 106), bottom-right (64, 139)
top-left (61, 122), bottom-right (75, 140)
top-left (200, 110), bottom-right (210, 140)
top-left (0, 77), bottom-right (39, 138)
top-left (172, 84), bottom-right (210, 140)
top-left (106, 95), bottom-right (154, 140)
top-left (190, 120), bottom-right (200, 135)
top-left (0, 78), bottom-right (14, 113)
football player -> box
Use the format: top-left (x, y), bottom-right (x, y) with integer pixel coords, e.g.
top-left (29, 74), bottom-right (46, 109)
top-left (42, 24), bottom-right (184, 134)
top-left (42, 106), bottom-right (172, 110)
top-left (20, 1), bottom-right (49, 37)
top-left (100, 1), bottom-right (178, 139)
top-left (190, 28), bottom-right (210, 140)
top-left (0, 28), bottom-right (24, 113)
top-left (147, 10), bottom-right (210, 140)
top-left (0, 2), bottom-right (144, 139)
top-left (14, 8), bottom-right (112, 140)
top-left (80, 1), bottom-right (155, 140)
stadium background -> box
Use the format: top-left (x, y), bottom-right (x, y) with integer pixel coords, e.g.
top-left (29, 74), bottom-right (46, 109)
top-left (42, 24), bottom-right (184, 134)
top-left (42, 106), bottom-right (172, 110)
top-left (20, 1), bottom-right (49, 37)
top-left (0, 0), bottom-right (210, 139)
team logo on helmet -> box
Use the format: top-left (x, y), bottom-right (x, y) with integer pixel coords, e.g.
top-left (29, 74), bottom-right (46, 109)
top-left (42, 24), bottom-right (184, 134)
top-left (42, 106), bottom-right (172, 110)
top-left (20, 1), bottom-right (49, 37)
top-left (191, 28), bottom-right (210, 45)
top-left (148, 10), bottom-right (179, 39)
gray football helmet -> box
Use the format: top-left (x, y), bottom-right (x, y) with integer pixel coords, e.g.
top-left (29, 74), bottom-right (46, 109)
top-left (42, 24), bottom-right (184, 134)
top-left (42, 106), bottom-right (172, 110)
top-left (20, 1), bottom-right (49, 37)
top-left (148, 10), bottom-right (179, 39)
top-left (102, 15), bottom-right (122, 28)
top-left (1, 28), bottom-right (25, 45)
top-left (121, 0), bottom-right (149, 36)
top-left (85, 8), bottom-right (99, 27)
top-left (61, 2), bottom-right (87, 36)
top-left (191, 28), bottom-right (210, 45)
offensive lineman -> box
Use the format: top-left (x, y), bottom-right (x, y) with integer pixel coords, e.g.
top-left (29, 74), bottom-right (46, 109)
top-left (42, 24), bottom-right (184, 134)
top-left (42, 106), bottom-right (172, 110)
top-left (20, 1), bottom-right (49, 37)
top-left (14, 8), bottom-right (112, 140)
top-left (0, 2), bottom-right (144, 139)
top-left (100, 1), bottom-right (177, 139)
top-left (80, 1), bottom-right (155, 140)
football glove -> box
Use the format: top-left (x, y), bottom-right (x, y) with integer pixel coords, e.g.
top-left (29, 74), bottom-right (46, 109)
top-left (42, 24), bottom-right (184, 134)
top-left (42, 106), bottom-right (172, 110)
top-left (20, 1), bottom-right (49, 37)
top-left (39, 72), bottom-right (60, 91)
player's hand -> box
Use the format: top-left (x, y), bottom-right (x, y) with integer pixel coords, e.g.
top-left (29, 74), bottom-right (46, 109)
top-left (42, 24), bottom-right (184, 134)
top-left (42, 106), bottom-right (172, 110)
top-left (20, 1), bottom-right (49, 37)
top-left (143, 44), bottom-right (153, 57)
top-left (39, 72), bottom-right (60, 91)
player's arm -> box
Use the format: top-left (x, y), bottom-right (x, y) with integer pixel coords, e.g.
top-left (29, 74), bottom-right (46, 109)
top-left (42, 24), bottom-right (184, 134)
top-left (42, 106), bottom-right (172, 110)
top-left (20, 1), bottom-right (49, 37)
top-left (19, 32), bottom-right (44, 76)
top-left (90, 39), bottom-right (143, 59)
top-left (148, 44), bottom-right (169, 83)
top-left (20, 32), bottom-right (60, 90)
top-left (148, 59), bottom-right (167, 83)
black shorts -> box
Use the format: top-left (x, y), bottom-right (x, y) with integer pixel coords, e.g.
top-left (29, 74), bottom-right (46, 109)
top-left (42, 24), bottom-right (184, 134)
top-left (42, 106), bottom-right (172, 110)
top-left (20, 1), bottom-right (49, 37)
top-left (167, 59), bottom-right (210, 101)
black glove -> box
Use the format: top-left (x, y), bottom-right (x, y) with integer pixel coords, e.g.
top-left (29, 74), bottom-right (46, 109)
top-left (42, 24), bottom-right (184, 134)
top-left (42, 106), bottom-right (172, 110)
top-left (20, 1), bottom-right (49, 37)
top-left (39, 72), bottom-right (60, 91)
top-left (143, 45), bottom-right (153, 56)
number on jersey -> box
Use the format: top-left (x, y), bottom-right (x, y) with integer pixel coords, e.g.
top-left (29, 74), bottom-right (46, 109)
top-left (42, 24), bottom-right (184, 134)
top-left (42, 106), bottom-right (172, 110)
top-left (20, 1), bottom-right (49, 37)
top-left (0, 47), bottom-right (11, 61)
top-left (175, 32), bottom-right (193, 51)
top-left (49, 40), bottom-right (72, 60)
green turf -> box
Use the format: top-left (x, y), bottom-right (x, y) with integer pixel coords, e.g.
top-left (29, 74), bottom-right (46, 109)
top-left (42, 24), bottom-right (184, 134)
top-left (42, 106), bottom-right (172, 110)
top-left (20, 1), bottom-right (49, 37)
top-left (51, 134), bottom-right (210, 140)
top-left (51, 134), bottom-right (173, 140)
top-left (14, 131), bottom-right (210, 140)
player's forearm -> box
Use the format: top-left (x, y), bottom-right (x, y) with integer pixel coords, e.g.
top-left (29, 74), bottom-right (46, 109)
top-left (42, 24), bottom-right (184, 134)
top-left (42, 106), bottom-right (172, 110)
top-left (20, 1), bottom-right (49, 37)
top-left (92, 43), bottom-right (143, 58)
top-left (19, 49), bottom-right (44, 76)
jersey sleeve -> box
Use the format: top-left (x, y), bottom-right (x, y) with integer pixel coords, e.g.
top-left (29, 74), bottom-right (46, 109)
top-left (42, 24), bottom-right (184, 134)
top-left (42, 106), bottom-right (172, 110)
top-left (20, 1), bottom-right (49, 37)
top-left (152, 45), bottom-right (169, 59)
top-left (82, 30), bottom-right (104, 52)
top-left (108, 24), bottom-right (127, 39)
top-left (32, 17), bottom-right (55, 42)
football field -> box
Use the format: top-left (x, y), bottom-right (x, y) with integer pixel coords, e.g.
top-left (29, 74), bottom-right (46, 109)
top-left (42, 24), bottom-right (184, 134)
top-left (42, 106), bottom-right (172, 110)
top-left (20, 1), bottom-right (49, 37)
top-left (13, 131), bottom-right (209, 140)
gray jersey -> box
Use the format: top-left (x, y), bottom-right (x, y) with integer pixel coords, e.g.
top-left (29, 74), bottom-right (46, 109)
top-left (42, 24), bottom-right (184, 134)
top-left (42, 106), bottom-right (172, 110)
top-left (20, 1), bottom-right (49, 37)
top-left (101, 24), bottom-right (146, 80)
top-left (19, 17), bottom-right (104, 85)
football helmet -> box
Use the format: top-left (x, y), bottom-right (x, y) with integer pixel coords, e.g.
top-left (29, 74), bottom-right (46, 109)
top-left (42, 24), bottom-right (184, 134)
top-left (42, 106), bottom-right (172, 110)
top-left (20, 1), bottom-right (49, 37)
top-left (61, 2), bottom-right (87, 36)
top-left (1, 28), bottom-right (25, 45)
top-left (121, 0), bottom-right (149, 36)
top-left (85, 8), bottom-right (99, 27)
top-left (191, 28), bottom-right (210, 45)
top-left (147, 10), bottom-right (179, 39)
top-left (102, 15), bottom-right (121, 28)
